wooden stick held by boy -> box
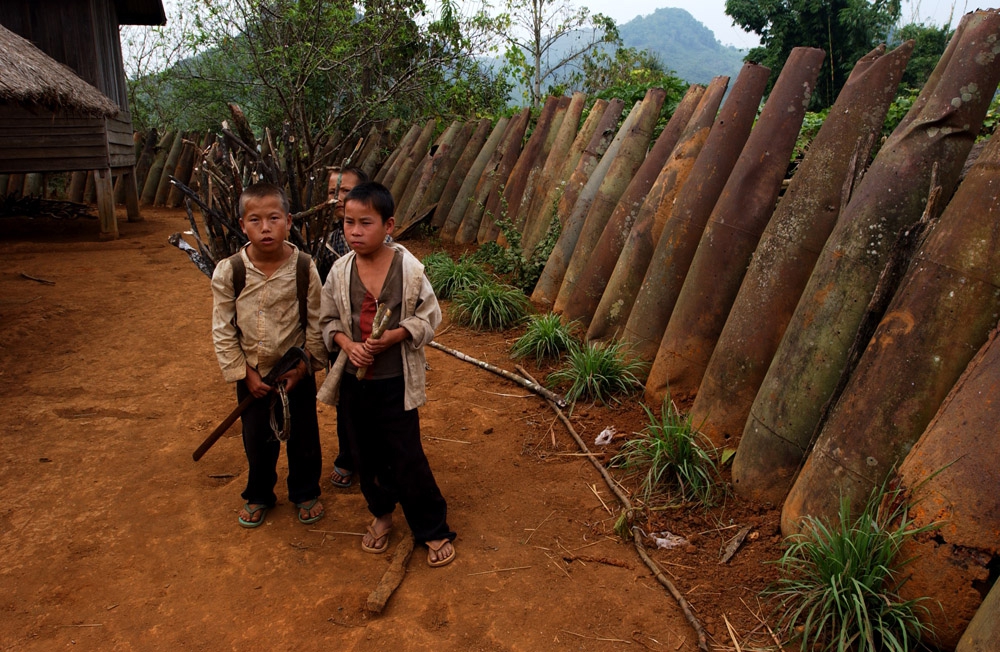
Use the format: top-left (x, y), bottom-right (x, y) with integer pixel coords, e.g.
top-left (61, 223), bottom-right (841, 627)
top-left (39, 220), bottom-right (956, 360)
top-left (355, 303), bottom-right (392, 380)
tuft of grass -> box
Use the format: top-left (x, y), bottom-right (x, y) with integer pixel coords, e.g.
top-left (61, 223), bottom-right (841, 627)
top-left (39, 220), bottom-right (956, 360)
top-left (510, 312), bottom-right (579, 364)
top-left (450, 279), bottom-right (532, 330)
top-left (422, 252), bottom-right (491, 300)
top-left (610, 400), bottom-right (723, 507)
top-left (766, 479), bottom-right (938, 652)
top-left (546, 339), bottom-right (646, 405)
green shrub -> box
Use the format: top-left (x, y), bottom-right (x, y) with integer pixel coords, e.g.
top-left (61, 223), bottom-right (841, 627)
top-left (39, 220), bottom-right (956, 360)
top-left (767, 480), bottom-right (938, 652)
top-left (610, 400), bottom-right (722, 507)
top-left (510, 312), bottom-right (579, 364)
top-left (547, 339), bottom-right (646, 405)
top-left (472, 201), bottom-right (561, 294)
top-left (422, 252), bottom-right (491, 300)
top-left (450, 279), bottom-right (532, 330)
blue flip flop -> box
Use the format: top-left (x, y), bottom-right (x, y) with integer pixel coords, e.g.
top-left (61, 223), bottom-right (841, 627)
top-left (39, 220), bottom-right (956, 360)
top-left (295, 498), bottom-right (325, 524)
top-left (238, 503), bottom-right (270, 528)
top-left (330, 465), bottom-right (353, 488)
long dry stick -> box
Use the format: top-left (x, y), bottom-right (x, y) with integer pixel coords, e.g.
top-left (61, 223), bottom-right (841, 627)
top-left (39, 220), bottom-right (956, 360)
top-left (515, 365), bottom-right (710, 652)
top-left (429, 340), bottom-right (567, 407)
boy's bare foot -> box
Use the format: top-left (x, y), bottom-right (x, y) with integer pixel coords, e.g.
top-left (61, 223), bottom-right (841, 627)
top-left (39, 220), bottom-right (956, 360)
top-left (427, 538), bottom-right (456, 567)
top-left (238, 503), bottom-right (269, 528)
top-left (361, 514), bottom-right (393, 553)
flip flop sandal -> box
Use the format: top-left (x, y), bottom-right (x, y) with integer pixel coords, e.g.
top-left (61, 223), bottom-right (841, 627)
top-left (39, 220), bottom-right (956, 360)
top-left (361, 522), bottom-right (392, 554)
top-left (238, 503), bottom-right (270, 529)
top-left (329, 466), bottom-right (353, 489)
top-left (427, 539), bottom-right (456, 567)
top-left (295, 498), bottom-right (325, 524)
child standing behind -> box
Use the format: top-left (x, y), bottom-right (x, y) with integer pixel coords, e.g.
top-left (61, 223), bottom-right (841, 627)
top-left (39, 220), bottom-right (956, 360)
top-left (318, 181), bottom-right (456, 567)
top-left (211, 182), bottom-right (328, 528)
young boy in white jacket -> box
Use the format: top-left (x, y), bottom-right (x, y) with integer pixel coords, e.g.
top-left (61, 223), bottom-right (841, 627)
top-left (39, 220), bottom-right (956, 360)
top-left (317, 181), bottom-right (456, 567)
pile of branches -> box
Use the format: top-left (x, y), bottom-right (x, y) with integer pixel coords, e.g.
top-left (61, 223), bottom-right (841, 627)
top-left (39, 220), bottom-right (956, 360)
top-left (168, 103), bottom-right (359, 281)
top-left (0, 195), bottom-right (94, 220)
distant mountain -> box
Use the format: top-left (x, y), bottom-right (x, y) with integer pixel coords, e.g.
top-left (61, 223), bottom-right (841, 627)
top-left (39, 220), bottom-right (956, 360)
top-left (618, 7), bottom-right (746, 85)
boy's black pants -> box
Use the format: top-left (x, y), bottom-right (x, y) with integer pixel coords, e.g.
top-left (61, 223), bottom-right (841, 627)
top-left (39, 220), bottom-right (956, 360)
top-left (338, 374), bottom-right (455, 544)
top-left (237, 373), bottom-right (322, 507)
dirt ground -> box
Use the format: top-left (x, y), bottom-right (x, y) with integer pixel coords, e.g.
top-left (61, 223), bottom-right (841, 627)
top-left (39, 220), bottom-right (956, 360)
top-left (0, 206), bottom-right (786, 651)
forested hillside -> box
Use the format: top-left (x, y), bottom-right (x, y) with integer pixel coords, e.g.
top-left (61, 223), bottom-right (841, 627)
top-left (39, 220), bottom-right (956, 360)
top-left (619, 7), bottom-right (746, 84)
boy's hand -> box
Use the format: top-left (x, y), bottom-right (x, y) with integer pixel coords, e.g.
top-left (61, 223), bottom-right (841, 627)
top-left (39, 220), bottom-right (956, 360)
top-left (276, 360), bottom-right (309, 392)
top-left (342, 340), bottom-right (375, 369)
top-left (363, 327), bottom-right (409, 356)
top-left (245, 364), bottom-right (273, 398)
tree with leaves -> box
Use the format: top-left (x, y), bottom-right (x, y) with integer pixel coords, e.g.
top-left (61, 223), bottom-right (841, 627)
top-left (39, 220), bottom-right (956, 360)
top-left (725, 0), bottom-right (902, 108)
top-left (484, 0), bottom-right (620, 108)
top-left (124, 0), bottom-right (509, 153)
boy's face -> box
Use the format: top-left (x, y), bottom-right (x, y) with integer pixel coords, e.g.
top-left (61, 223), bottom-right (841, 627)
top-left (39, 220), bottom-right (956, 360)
top-left (343, 198), bottom-right (393, 256)
top-left (240, 195), bottom-right (291, 255)
top-left (329, 171), bottom-right (362, 220)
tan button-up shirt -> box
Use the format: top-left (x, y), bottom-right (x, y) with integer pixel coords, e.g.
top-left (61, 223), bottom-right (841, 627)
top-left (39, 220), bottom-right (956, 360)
top-left (211, 245), bottom-right (328, 383)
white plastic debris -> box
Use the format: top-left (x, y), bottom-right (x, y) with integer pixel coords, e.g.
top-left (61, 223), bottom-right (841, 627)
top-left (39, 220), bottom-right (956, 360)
top-left (651, 531), bottom-right (690, 550)
top-left (594, 426), bottom-right (616, 446)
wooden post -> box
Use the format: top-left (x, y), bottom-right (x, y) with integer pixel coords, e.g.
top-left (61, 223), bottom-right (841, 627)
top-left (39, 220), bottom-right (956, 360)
top-left (94, 168), bottom-right (118, 240)
top-left (68, 171), bottom-right (87, 202)
top-left (121, 169), bottom-right (142, 222)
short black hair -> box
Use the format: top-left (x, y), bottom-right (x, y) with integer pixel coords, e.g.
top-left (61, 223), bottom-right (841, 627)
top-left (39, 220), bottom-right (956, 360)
top-left (344, 181), bottom-right (394, 222)
top-left (329, 166), bottom-right (369, 185)
top-left (239, 182), bottom-right (289, 218)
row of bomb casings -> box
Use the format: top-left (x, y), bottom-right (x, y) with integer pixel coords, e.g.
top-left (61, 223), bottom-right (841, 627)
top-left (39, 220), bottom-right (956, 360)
top-left (371, 10), bottom-right (1000, 650)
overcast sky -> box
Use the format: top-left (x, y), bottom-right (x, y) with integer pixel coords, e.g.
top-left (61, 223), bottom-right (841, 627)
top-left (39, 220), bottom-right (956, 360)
top-left (577, 0), bottom-right (975, 49)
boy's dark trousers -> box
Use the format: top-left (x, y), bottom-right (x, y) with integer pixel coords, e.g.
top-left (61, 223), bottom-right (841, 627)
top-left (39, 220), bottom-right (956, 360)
top-left (236, 373), bottom-right (322, 507)
top-left (338, 374), bottom-right (455, 544)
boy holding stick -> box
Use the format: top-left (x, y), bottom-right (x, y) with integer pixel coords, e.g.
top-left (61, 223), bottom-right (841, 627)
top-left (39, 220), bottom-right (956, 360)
top-left (318, 182), bottom-right (456, 567)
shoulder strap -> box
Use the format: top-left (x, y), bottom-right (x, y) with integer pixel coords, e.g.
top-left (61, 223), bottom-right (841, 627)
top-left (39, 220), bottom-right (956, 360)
top-left (296, 251), bottom-right (310, 340)
top-left (229, 253), bottom-right (246, 299)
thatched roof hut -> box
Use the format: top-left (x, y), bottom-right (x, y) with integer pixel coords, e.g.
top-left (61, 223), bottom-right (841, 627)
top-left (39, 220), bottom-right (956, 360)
top-left (0, 0), bottom-right (165, 239)
top-left (0, 24), bottom-right (119, 118)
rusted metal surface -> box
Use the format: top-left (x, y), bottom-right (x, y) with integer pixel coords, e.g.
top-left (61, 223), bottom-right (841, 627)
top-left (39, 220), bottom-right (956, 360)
top-left (531, 101), bottom-right (641, 305)
top-left (618, 63), bottom-right (770, 374)
top-left (439, 117), bottom-right (507, 242)
top-left (376, 122), bottom-right (419, 187)
top-left (395, 120), bottom-right (460, 225)
top-left (432, 118), bottom-right (492, 229)
top-left (454, 107), bottom-right (527, 245)
top-left (735, 9), bottom-right (1000, 506)
top-left (892, 324), bottom-right (1000, 649)
top-left (395, 121), bottom-right (473, 237)
top-left (783, 126), bottom-right (1000, 534)
top-left (522, 98), bottom-right (620, 257)
top-left (505, 95), bottom-right (572, 236)
top-left (957, 577), bottom-right (1000, 652)
top-left (518, 93), bottom-right (587, 240)
top-left (389, 118), bottom-right (436, 203)
top-left (645, 48), bottom-right (825, 408)
top-left (561, 84), bottom-right (705, 327)
top-left (482, 96), bottom-right (562, 243)
top-left (587, 78), bottom-right (728, 343)
top-left (690, 42), bottom-right (914, 448)
top-left (553, 88), bottom-right (669, 313)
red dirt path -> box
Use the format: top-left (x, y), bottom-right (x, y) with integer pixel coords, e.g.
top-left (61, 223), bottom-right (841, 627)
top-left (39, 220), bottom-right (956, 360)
top-left (1, 207), bottom-right (783, 651)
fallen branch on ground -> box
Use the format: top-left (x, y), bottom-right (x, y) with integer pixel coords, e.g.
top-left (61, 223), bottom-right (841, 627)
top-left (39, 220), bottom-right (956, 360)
top-left (429, 340), bottom-right (567, 407)
top-left (515, 364), bottom-right (709, 652)
top-left (366, 532), bottom-right (415, 614)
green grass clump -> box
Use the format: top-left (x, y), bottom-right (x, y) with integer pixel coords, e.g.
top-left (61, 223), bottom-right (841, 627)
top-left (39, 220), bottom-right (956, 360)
top-left (610, 400), bottom-right (722, 507)
top-left (450, 279), bottom-right (532, 330)
top-left (767, 480), bottom-right (938, 652)
top-left (546, 339), bottom-right (646, 405)
top-left (422, 252), bottom-right (491, 300)
top-left (510, 313), bottom-right (579, 364)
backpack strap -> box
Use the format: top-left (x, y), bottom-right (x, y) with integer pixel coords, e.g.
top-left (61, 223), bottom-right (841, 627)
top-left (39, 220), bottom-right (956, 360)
top-left (229, 253), bottom-right (247, 299)
top-left (295, 250), bottom-right (310, 342)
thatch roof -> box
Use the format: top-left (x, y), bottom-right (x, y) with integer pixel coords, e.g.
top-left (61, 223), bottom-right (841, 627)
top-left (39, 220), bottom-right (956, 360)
top-left (0, 23), bottom-right (120, 118)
